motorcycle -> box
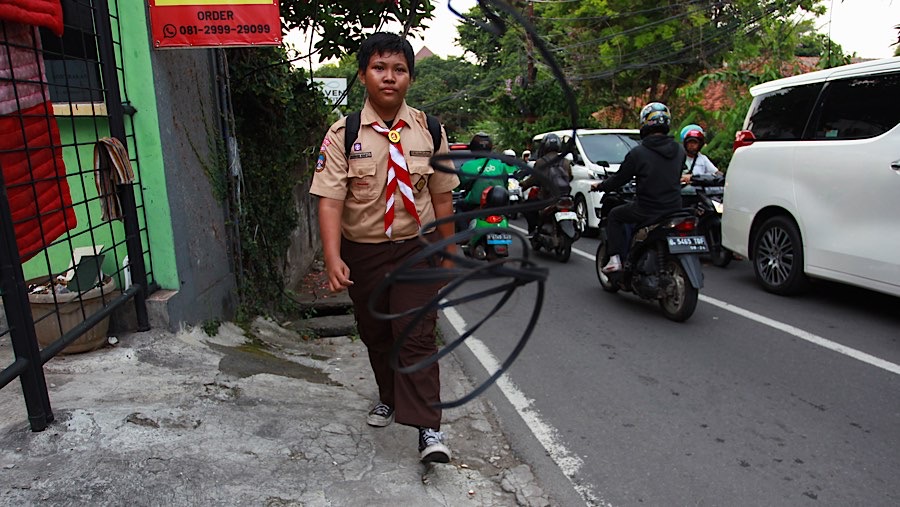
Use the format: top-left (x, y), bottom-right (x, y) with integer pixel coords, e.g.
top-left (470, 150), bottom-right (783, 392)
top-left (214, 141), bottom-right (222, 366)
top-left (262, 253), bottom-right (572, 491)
top-left (453, 185), bottom-right (513, 260)
top-left (593, 182), bottom-right (707, 322)
top-left (683, 173), bottom-right (732, 267)
top-left (506, 176), bottom-right (523, 219)
top-left (527, 188), bottom-right (581, 263)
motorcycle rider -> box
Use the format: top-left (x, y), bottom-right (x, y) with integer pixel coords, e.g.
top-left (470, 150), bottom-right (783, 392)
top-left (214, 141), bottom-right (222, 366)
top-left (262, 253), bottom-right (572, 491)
top-left (590, 102), bottom-right (685, 273)
top-left (679, 124), bottom-right (722, 182)
top-left (679, 124), bottom-right (724, 202)
top-left (520, 133), bottom-right (573, 236)
top-left (455, 133), bottom-right (510, 231)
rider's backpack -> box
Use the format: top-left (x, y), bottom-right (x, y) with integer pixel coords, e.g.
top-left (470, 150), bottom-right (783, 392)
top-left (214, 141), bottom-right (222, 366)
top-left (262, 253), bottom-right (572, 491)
top-left (544, 156), bottom-right (571, 196)
top-left (343, 111), bottom-right (443, 158)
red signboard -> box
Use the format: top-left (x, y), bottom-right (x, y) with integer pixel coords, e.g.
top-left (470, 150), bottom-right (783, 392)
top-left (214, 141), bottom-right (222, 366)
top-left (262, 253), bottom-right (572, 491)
top-left (148, 0), bottom-right (281, 49)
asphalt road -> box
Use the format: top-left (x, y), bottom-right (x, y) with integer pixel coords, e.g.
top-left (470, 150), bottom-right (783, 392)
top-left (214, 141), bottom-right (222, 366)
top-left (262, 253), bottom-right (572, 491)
top-left (445, 221), bottom-right (900, 507)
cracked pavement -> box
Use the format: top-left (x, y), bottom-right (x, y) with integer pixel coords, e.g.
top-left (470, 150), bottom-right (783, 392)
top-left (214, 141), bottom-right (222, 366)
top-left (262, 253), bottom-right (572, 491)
top-left (0, 318), bottom-right (552, 506)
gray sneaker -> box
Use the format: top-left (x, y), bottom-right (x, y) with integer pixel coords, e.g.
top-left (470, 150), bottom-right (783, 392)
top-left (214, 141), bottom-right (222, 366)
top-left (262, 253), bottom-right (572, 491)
top-left (366, 402), bottom-right (394, 427)
top-left (418, 427), bottom-right (451, 463)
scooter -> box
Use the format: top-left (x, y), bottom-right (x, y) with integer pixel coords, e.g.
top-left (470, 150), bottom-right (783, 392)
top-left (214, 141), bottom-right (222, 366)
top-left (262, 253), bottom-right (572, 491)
top-left (454, 185), bottom-right (513, 260)
top-left (528, 192), bottom-right (580, 263)
top-left (593, 184), bottom-right (707, 322)
top-left (685, 173), bottom-right (732, 267)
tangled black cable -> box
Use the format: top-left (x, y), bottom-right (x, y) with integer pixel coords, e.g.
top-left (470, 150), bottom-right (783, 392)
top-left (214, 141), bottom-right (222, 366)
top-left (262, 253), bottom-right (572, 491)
top-left (368, 0), bottom-right (582, 408)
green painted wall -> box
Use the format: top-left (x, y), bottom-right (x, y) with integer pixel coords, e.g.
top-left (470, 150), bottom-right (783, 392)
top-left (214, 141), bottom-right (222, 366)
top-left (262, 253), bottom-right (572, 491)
top-left (21, 1), bottom-right (180, 290)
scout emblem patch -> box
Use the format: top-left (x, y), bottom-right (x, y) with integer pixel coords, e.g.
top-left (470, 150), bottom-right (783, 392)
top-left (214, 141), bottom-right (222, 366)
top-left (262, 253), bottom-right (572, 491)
top-left (315, 152), bottom-right (326, 172)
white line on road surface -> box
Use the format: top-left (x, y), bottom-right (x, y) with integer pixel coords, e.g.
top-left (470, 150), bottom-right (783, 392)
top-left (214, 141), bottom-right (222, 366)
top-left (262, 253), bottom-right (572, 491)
top-left (540, 233), bottom-right (900, 377)
top-left (443, 306), bottom-right (607, 507)
top-left (697, 295), bottom-right (900, 375)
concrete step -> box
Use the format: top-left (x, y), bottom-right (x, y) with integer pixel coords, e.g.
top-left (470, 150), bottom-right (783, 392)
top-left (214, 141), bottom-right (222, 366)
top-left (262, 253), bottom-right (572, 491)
top-left (285, 314), bottom-right (356, 338)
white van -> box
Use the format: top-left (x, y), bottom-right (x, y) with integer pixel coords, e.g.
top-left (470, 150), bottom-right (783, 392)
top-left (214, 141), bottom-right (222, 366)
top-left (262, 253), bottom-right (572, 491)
top-left (721, 56), bottom-right (900, 297)
top-left (531, 129), bottom-right (640, 232)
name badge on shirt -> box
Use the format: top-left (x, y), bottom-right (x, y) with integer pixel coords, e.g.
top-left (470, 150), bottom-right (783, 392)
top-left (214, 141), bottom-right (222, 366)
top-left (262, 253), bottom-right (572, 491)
top-left (349, 152), bottom-right (373, 160)
top-left (409, 150), bottom-right (433, 157)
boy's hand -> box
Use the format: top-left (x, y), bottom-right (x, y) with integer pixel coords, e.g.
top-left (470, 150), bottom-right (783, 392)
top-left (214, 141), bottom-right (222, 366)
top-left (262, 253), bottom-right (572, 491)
top-left (325, 259), bottom-right (353, 292)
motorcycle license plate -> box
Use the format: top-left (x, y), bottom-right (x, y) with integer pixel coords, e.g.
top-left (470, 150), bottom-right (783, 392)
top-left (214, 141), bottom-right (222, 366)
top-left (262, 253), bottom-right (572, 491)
top-left (555, 211), bottom-right (577, 222)
top-left (486, 232), bottom-right (513, 245)
top-left (667, 235), bottom-right (708, 254)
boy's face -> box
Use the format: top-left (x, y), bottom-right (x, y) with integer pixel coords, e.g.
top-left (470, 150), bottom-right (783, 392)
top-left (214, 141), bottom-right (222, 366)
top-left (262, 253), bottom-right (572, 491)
top-left (685, 139), bottom-right (700, 155)
top-left (359, 51), bottom-right (410, 115)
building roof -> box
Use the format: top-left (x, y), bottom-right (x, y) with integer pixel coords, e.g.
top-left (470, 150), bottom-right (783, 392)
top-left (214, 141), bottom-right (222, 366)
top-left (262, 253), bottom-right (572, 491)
top-left (415, 46), bottom-right (435, 61)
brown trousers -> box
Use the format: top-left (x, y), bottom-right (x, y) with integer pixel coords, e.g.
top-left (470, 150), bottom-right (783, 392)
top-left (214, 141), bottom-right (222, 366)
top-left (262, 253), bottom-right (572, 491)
top-left (341, 234), bottom-right (442, 429)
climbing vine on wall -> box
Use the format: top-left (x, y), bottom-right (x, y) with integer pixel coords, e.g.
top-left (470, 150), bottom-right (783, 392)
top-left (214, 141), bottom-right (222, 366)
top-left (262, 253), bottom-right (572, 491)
top-left (226, 46), bottom-right (330, 318)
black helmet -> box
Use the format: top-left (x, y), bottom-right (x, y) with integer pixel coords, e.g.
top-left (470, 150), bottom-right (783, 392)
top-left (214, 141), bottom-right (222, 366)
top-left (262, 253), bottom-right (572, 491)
top-left (541, 133), bottom-right (562, 156)
top-left (469, 132), bottom-right (493, 151)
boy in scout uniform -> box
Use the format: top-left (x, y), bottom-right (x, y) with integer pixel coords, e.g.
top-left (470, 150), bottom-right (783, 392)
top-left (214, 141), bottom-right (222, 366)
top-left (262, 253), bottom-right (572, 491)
top-left (310, 32), bottom-right (459, 464)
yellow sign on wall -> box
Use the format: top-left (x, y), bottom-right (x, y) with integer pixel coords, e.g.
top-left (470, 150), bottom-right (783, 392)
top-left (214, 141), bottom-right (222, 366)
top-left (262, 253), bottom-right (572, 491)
top-left (155, 0), bottom-right (272, 5)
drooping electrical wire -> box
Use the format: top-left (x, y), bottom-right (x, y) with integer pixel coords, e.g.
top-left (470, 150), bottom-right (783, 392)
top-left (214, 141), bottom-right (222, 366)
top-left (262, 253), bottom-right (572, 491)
top-left (371, 0), bottom-right (581, 408)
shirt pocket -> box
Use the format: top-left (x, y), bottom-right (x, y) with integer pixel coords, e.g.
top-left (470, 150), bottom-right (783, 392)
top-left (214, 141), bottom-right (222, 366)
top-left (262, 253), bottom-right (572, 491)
top-left (348, 159), bottom-right (380, 201)
top-left (407, 160), bottom-right (434, 194)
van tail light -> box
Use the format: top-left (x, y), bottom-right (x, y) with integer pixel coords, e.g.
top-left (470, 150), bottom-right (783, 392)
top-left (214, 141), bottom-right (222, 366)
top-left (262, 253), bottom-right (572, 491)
top-left (733, 130), bottom-right (755, 152)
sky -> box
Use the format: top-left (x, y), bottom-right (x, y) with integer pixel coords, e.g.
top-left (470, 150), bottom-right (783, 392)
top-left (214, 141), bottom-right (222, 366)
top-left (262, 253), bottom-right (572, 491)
top-left (289, 0), bottom-right (899, 66)
top-left (412, 0), bottom-right (899, 60)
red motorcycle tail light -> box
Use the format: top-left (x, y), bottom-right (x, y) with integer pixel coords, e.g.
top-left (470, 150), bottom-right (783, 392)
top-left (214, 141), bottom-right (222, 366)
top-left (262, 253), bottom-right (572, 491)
top-left (486, 215), bottom-right (503, 224)
top-left (674, 219), bottom-right (696, 233)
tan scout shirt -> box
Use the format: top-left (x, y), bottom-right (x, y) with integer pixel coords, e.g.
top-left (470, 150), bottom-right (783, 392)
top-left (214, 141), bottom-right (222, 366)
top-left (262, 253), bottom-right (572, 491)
top-left (310, 100), bottom-right (459, 243)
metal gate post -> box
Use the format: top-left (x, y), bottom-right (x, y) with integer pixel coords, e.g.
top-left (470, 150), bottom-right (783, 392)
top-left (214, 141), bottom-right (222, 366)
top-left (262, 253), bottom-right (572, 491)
top-left (95, 0), bottom-right (150, 331)
top-left (0, 169), bottom-right (53, 432)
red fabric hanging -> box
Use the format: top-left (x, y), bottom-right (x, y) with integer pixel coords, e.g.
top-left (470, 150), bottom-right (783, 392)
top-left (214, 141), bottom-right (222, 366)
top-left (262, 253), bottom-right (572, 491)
top-left (1, 22), bottom-right (75, 263)
top-left (0, 100), bottom-right (76, 263)
top-left (0, 0), bottom-right (64, 37)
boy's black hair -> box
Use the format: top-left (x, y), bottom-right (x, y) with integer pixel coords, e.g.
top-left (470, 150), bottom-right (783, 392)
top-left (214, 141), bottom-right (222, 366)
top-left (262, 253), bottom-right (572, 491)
top-left (357, 32), bottom-right (415, 78)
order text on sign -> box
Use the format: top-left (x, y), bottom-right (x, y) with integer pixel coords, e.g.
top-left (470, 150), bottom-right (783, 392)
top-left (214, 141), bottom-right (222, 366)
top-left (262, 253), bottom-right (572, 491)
top-left (148, 0), bottom-right (281, 49)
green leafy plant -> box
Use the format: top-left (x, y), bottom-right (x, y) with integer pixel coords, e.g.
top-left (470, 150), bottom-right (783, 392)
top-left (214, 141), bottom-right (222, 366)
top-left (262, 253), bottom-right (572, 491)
top-left (201, 319), bottom-right (222, 337)
top-left (226, 46), bottom-right (330, 319)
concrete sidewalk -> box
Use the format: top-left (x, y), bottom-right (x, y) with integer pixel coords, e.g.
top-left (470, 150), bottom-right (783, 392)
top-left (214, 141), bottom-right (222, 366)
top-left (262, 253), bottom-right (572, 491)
top-left (0, 318), bottom-right (552, 506)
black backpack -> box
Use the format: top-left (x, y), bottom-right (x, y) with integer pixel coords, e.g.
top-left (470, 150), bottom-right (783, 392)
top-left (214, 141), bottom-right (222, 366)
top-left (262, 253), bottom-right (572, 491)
top-left (343, 111), bottom-right (443, 158)
top-left (542, 155), bottom-right (571, 196)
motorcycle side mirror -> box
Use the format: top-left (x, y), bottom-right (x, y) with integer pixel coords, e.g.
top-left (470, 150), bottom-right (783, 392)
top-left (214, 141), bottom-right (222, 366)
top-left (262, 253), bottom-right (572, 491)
top-left (595, 160), bottom-right (610, 168)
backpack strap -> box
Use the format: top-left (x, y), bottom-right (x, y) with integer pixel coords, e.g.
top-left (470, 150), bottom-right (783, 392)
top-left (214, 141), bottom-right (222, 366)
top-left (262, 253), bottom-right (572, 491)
top-left (425, 114), bottom-right (443, 153)
top-left (343, 111), bottom-right (361, 159)
top-left (344, 111), bottom-right (441, 159)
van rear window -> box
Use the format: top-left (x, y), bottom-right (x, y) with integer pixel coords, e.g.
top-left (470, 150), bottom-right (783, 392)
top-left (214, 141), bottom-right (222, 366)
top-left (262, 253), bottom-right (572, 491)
top-left (747, 83), bottom-right (821, 140)
top-left (812, 72), bottom-right (900, 140)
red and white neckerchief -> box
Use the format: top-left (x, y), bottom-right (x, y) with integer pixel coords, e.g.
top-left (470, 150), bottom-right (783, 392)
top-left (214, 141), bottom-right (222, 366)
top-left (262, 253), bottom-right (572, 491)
top-left (371, 119), bottom-right (420, 238)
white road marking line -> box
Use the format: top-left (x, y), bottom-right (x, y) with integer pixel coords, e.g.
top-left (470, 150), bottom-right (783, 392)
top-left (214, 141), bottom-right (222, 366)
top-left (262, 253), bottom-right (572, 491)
top-left (552, 238), bottom-right (900, 377)
top-left (443, 306), bottom-right (607, 507)
top-left (697, 294), bottom-right (900, 375)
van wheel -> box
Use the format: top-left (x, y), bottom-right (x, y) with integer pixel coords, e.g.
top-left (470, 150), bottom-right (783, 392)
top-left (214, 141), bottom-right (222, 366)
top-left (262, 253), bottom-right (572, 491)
top-left (574, 195), bottom-right (597, 237)
top-left (752, 216), bottom-right (808, 295)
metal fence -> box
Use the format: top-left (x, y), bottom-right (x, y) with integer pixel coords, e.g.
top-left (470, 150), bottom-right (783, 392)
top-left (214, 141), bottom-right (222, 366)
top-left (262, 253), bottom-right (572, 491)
top-left (0, 0), bottom-right (151, 431)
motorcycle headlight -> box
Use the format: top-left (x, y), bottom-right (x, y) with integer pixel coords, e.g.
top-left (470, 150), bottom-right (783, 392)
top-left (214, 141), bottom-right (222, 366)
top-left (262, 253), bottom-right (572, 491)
top-left (507, 178), bottom-right (520, 190)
